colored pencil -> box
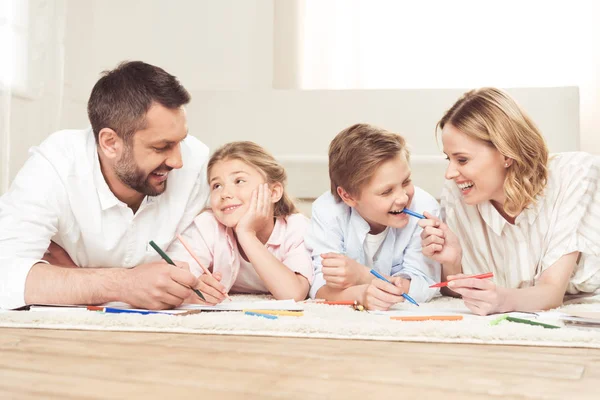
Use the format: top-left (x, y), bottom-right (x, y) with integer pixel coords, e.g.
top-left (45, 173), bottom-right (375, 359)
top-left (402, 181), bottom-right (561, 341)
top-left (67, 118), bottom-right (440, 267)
top-left (149, 240), bottom-right (206, 301)
top-left (176, 234), bottom-right (232, 301)
top-left (429, 272), bottom-right (494, 288)
top-left (401, 209), bottom-right (425, 219)
top-left (243, 309), bottom-right (304, 317)
top-left (391, 315), bottom-right (463, 321)
top-left (370, 269), bottom-right (419, 306)
top-left (244, 311), bottom-right (278, 319)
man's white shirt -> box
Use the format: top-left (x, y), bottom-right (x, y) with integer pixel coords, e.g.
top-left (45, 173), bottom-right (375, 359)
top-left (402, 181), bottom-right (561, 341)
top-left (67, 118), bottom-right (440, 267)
top-left (0, 128), bottom-right (209, 309)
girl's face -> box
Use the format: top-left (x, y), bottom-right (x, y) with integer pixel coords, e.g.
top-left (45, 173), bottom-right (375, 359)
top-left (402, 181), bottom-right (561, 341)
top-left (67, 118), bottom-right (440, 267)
top-left (442, 123), bottom-right (509, 206)
top-left (209, 158), bottom-right (275, 227)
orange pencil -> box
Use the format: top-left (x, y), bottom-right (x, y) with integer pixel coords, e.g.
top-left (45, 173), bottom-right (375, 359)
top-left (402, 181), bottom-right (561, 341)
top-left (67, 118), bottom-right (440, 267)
top-left (429, 272), bottom-right (494, 288)
top-left (391, 315), bottom-right (463, 321)
top-left (176, 234), bottom-right (232, 301)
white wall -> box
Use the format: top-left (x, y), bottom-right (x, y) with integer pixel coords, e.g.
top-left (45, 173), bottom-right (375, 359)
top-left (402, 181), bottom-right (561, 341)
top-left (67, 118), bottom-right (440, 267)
top-left (1, 0), bottom-right (597, 198)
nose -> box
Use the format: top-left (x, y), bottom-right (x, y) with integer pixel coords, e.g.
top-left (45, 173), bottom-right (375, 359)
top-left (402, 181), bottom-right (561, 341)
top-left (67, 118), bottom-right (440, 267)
top-left (395, 189), bottom-right (409, 207)
top-left (165, 144), bottom-right (183, 170)
top-left (220, 185), bottom-right (233, 199)
top-left (445, 162), bottom-right (459, 180)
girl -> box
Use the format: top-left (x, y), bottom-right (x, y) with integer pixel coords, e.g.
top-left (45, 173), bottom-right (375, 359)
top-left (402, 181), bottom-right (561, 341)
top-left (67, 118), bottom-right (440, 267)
top-left (419, 87), bottom-right (600, 315)
top-left (170, 141), bottom-right (313, 303)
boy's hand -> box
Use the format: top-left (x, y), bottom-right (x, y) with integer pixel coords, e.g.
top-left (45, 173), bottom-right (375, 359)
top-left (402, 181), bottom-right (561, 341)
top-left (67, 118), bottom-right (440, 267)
top-left (235, 183), bottom-right (273, 238)
top-left (321, 253), bottom-right (371, 289)
top-left (363, 276), bottom-right (409, 311)
top-left (418, 211), bottom-right (462, 268)
top-left (188, 272), bottom-right (228, 305)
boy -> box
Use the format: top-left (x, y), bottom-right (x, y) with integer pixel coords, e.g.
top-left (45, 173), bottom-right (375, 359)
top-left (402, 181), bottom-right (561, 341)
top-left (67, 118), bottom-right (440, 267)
top-left (305, 123), bottom-right (441, 310)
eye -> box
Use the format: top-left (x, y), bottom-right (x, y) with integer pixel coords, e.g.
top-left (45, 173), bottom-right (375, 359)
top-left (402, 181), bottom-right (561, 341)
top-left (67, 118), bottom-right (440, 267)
top-left (235, 178), bottom-right (246, 184)
top-left (381, 189), bottom-right (392, 196)
top-left (458, 158), bottom-right (468, 165)
top-left (211, 183), bottom-right (221, 190)
top-left (444, 156), bottom-right (450, 161)
top-left (403, 179), bottom-right (412, 187)
top-left (153, 146), bottom-right (168, 152)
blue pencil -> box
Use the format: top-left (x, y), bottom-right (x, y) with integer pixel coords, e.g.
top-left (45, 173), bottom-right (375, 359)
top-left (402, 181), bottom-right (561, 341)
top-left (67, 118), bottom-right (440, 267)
top-left (370, 269), bottom-right (420, 306)
top-left (402, 209), bottom-right (425, 219)
top-left (102, 307), bottom-right (169, 315)
top-left (244, 311), bottom-right (278, 319)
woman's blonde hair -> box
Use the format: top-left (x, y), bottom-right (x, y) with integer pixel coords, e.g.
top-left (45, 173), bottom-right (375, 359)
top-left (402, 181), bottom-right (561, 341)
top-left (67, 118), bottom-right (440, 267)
top-left (207, 141), bottom-right (298, 217)
top-left (437, 87), bottom-right (549, 217)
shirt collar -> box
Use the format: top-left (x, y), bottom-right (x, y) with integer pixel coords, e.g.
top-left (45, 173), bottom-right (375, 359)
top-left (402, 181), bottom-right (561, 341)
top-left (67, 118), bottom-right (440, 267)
top-left (266, 217), bottom-right (286, 246)
top-left (478, 197), bottom-right (543, 236)
top-left (91, 136), bottom-right (121, 211)
top-left (349, 207), bottom-right (373, 241)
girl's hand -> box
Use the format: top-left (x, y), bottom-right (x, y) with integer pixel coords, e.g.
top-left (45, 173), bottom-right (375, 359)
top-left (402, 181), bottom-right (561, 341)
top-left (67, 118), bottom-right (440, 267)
top-left (186, 272), bottom-right (228, 305)
top-left (235, 183), bottom-right (273, 237)
top-left (362, 276), bottom-right (409, 311)
top-left (448, 276), bottom-right (508, 316)
top-left (418, 212), bottom-right (462, 267)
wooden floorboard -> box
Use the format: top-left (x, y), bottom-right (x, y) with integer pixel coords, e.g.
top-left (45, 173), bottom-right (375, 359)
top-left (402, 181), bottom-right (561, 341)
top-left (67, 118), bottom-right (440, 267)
top-left (0, 328), bottom-right (598, 399)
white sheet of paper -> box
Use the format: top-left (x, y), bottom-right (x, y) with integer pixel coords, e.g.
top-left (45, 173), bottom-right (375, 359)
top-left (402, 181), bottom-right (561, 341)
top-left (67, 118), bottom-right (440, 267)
top-left (177, 299), bottom-right (303, 311)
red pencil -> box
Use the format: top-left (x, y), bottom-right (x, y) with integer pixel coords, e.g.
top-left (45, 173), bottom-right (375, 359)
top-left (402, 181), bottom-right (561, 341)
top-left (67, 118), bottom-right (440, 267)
top-left (429, 272), bottom-right (494, 288)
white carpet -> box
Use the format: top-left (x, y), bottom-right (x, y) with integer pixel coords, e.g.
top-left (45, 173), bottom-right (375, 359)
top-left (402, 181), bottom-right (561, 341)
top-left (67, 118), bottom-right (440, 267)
top-left (2, 295), bottom-right (600, 348)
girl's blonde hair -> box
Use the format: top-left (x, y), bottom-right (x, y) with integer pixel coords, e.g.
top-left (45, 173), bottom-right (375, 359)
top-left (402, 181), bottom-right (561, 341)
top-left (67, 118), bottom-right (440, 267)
top-left (437, 87), bottom-right (549, 217)
top-left (207, 141), bottom-right (299, 217)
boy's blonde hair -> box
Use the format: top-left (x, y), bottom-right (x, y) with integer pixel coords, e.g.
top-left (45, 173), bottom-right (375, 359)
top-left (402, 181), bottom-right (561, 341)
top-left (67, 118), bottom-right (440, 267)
top-left (437, 87), bottom-right (549, 217)
top-left (208, 141), bottom-right (298, 217)
top-left (329, 123), bottom-right (410, 202)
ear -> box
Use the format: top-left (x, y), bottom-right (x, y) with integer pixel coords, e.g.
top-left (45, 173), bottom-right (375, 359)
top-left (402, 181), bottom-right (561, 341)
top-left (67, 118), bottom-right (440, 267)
top-left (503, 156), bottom-right (513, 168)
top-left (97, 128), bottom-right (123, 160)
top-left (269, 182), bottom-right (284, 203)
top-left (337, 186), bottom-right (357, 207)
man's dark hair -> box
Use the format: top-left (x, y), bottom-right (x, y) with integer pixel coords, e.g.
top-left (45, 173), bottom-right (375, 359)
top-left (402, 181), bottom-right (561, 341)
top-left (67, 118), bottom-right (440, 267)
top-left (87, 61), bottom-right (191, 143)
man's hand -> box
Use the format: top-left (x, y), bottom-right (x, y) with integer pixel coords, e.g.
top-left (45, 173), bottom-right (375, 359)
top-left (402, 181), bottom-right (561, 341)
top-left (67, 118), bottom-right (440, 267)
top-left (121, 261), bottom-right (198, 310)
top-left (321, 253), bottom-right (371, 289)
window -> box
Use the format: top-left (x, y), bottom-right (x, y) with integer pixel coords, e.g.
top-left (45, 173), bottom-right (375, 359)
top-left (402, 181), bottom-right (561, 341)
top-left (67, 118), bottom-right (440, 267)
top-left (299, 0), bottom-right (595, 90)
top-left (0, 0), bottom-right (29, 93)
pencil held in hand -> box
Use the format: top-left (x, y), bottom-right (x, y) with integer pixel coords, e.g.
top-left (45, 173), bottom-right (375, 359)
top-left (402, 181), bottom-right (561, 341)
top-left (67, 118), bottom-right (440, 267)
top-left (176, 234), bottom-right (231, 301)
top-left (429, 272), bottom-right (494, 288)
top-left (148, 240), bottom-right (206, 301)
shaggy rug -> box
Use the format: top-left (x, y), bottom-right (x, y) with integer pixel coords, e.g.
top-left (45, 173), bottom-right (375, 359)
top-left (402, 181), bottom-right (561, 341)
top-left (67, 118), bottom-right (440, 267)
top-left (1, 294), bottom-right (599, 348)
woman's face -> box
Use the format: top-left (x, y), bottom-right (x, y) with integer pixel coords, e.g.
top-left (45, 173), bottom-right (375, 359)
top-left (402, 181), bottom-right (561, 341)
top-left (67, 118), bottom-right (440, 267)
top-left (442, 123), bottom-right (509, 206)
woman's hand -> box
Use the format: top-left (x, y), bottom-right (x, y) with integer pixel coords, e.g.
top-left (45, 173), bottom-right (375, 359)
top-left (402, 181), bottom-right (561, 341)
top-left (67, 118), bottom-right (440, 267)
top-left (447, 275), bottom-right (508, 316)
top-left (418, 212), bottom-right (462, 269)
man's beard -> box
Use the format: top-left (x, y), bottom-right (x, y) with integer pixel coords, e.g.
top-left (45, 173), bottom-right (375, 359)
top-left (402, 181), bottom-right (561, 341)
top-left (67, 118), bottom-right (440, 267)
top-left (114, 146), bottom-right (171, 197)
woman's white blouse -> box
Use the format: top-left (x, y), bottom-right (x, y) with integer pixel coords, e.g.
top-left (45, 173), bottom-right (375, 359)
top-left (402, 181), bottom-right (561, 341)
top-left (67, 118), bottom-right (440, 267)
top-left (441, 152), bottom-right (600, 293)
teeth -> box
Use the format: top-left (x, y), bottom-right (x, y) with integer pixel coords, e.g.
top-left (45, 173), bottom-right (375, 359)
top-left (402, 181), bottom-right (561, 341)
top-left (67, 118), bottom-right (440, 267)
top-left (458, 181), bottom-right (474, 190)
top-left (389, 210), bottom-right (403, 214)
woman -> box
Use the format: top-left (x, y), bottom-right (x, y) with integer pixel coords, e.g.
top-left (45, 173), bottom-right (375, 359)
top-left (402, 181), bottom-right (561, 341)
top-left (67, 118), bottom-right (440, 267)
top-left (419, 87), bottom-right (600, 315)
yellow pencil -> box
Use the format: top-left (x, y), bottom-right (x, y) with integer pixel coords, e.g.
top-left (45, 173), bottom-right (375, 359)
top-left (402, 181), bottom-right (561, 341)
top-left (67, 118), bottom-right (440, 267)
top-left (242, 309), bottom-right (304, 317)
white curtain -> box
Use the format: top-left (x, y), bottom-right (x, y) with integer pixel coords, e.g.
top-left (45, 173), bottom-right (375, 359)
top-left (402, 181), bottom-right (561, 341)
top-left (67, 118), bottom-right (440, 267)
top-left (0, 0), bottom-right (66, 194)
top-left (275, 0), bottom-right (599, 152)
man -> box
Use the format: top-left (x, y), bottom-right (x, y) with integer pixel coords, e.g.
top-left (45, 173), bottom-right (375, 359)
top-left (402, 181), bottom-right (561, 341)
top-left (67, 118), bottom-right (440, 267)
top-left (0, 61), bottom-right (209, 310)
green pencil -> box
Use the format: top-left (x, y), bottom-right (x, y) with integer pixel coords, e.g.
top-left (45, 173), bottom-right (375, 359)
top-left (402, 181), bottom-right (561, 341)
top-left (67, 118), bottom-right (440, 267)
top-left (490, 314), bottom-right (560, 329)
top-left (149, 240), bottom-right (206, 301)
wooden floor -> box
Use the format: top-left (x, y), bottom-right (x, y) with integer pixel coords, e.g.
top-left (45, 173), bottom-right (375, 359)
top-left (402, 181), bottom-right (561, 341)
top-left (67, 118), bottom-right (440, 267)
top-left (0, 328), bottom-right (598, 399)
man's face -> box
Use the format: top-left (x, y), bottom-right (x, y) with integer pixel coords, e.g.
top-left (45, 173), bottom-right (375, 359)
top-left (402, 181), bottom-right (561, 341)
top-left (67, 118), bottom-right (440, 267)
top-left (115, 104), bottom-right (188, 196)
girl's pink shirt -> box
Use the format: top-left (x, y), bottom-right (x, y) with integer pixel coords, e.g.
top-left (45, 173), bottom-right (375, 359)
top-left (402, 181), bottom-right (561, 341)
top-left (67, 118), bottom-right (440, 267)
top-left (169, 211), bottom-right (314, 292)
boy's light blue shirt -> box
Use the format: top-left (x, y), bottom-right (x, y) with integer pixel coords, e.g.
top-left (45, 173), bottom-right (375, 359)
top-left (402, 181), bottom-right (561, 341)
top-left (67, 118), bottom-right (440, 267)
top-left (305, 187), bottom-right (441, 302)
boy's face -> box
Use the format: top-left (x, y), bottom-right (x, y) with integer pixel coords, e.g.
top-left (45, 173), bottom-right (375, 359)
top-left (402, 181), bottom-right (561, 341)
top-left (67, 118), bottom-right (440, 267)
top-left (340, 153), bottom-right (414, 234)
